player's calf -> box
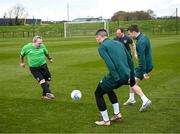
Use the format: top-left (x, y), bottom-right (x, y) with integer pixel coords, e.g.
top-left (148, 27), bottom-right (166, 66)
top-left (39, 79), bottom-right (55, 99)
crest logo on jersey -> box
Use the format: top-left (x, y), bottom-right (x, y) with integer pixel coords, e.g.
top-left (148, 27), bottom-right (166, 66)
top-left (28, 50), bottom-right (33, 54)
top-left (124, 40), bottom-right (127, 44)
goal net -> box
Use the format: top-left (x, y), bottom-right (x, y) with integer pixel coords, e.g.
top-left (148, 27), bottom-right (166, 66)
top-left (64, 21), bottom-right (109, 38)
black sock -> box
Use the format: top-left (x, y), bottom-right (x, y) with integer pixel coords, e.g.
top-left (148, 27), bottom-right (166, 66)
top-left (42, 90), bottom-right (46, 96)
top-left (41, 83), bottom-right (51, 96)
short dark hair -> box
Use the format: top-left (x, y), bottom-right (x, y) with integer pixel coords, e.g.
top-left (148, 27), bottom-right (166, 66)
top-left (127, 25), bottom-right (139, 32)
top-left (117, 27), bottom-right (124, 33)
top-left (96, 29), bottom-right (108, 37)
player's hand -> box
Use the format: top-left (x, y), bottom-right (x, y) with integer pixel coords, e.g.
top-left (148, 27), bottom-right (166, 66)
top-left (49, 59), bottom-right (53, 63)
top-left (130, 78), bottom-right (136, 87)
top-left (20, 63), bottom-right (25, 68)
top-left (143, 73), bottom-right (150, 80)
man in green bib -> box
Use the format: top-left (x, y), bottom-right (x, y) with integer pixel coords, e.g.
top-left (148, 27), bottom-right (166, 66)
top-left (20, 36), bottom-right (55, 99)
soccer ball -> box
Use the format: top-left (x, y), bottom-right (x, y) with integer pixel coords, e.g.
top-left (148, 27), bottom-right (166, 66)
top-left (71, 90), bottom-right (82, 100)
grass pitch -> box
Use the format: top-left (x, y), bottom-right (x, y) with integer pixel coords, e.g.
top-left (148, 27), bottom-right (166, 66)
top-left (0, 35), bottom-right (180, 133)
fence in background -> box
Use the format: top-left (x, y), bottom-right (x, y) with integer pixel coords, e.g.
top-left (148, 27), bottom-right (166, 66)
top-left (0, 19), bottom-right (179, 38)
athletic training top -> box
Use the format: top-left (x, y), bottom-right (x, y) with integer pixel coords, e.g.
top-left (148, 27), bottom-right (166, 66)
top-left (98, 38), bottom-right (134, 82)
top-left (21, 43), bottom-right (48, 67)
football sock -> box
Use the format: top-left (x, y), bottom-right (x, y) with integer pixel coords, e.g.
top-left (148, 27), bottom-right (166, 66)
top-left (100, 110), bottom-right (109, 122)
top-left (41, 83), bottom-right (51, 95)
top-left (141, 95), bottom-right (149, 105)
top-left (112, 103), bottom-right (120, 115)
top-left (129, 92), bottom-right (135, 100)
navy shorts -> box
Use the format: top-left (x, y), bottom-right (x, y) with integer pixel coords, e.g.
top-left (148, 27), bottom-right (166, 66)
top-left (29, 64), bottom-right (51, 82)
top-left (135, 67), bottom-right (153, 80)
top-left (99, 75), bottom-right (129, 92)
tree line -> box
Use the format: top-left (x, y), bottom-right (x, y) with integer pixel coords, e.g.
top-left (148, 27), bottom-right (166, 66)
top-left (111, 9), bottom-right (156, 21)
top-left (1, 3), bottom-right (176, 26)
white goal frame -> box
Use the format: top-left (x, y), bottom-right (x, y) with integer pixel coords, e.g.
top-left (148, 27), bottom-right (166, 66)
top-left (64, 20), bottom-right (109, 38)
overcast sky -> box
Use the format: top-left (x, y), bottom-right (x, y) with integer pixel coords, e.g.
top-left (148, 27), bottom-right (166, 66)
top-left (0, 0), bottom-right (180, 21)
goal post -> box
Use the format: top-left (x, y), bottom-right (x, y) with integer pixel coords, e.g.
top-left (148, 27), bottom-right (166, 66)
top-left (64, 20), bottom-right (109, 38)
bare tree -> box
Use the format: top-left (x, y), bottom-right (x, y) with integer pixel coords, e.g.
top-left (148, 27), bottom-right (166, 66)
top-left (7, 8), bottom-right (14, 25)
top-left (23, 12), bottom-right (29, 25)
top-left (147, 9), bottom-right (156, 19)
top-left (13, 4), bottom-right (26, 19)
top-left (3, 12), bottom-right (7, 18)
top-left (8, 8), bottom-right (14, 18)
top-left (5, 4), bottom-right (27, 19)
top-left (3, 3), bottom-right (28, 25)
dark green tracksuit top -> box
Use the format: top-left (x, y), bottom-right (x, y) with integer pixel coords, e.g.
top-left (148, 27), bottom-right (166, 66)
top-left (98, 38), bottom-right (135, 83)
top-left (136, 33), bottom-right (153, 74)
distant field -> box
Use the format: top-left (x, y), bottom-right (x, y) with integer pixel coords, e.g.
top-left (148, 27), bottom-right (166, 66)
top-left (0, 35), bottom-right (180, 133)
top-left (0, 19), bottom-right (179, 38)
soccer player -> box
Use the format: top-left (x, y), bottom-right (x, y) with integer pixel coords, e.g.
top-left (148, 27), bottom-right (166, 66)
top-left (114, 27), bottom-right (137, 58)
top-left (94, 29), bottom-right (151, 126)
top-left (20, 36), bottom-right (55, 99)
top-left (123, 25), bottom-right (153, 109)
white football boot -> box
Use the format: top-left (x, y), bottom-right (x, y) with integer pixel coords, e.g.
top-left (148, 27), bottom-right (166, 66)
top-left (95, 120), bottom-right (111, 126)
top-left (123, 99), bottom-right (136, 105)
top-left (110, 113), bottom-right (122, 121)
top-left (139, 100), bottom-right (152, 112)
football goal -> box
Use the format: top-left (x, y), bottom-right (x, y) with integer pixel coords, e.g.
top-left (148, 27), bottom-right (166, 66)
top-left (64, 20), bottom-right (109, 38)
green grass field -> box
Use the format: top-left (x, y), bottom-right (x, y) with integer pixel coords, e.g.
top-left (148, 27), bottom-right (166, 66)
top-left (0, 35), bottom-right (180, 133)
top-left (0, 19), bottom-right (179, 38)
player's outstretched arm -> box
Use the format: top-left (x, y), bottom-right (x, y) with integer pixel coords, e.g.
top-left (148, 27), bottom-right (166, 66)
top-left (20, 55), bottom-right (25, 68)
top-left (43, 45), bottom-right (53, 63)
top-left (46, 54), bottom-right (53, 63)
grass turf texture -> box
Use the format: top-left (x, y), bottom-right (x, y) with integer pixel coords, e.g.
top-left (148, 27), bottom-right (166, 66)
top-left (0, 35), bottom-right (180, 133)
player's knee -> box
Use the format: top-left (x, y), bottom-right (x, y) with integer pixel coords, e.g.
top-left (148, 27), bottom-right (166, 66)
top-left (39, 79), bottom-right (46, 84)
